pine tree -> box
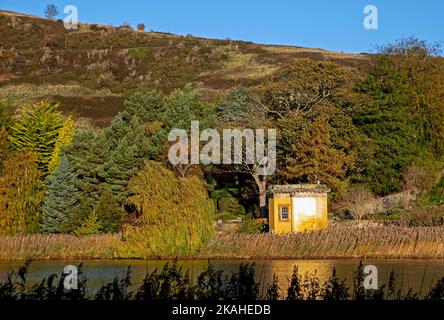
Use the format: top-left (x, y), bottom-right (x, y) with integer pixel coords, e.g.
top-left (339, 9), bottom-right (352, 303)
top-left (0, 152), bottom-right (44, 235)
top-left (216, 86), bottom-right (252, 125)
top-left (48, 116), bottom-right (75, 174)
top-left (98, 115), bottom-right (150, 202)
top-left (122, 90), bottom-right (166, 124)
top-left (162, 85), bottom-right (215, 132)
top-left (9, 101), bottom-right (64, 175)
top-left (354, 57), bottom-right (425, 195)
top-left (42, 156), bottom-right (79, 233)
top-left (65, 130), bottom-right (107, 199)
top-left (44, 4), bottom-right (58, 20)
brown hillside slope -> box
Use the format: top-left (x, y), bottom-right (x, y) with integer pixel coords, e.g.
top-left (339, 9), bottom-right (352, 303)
top-left (0, 10), bottom-right (373, 126)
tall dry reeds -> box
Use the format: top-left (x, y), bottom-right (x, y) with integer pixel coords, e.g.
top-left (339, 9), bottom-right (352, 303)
top-left (2, 226), bottom-right (444, 260)
top-left (204, 226), bottom-right (444, 259)
top-left (0, 234), bottom-right (119, 260)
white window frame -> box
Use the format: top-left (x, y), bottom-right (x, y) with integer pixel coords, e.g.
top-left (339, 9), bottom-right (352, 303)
top-left (279, 205), bottom-right (289, 221)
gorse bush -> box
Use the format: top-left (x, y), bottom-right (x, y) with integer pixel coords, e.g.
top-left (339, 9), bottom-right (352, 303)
top-left (3, 261), bottom-right (444, 300)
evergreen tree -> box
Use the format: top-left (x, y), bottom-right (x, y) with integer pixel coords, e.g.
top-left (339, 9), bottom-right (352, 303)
top-left (74, 211), bottom-right (102, 236)
top-left (9, 101), bottom-right (64, 175)
top-left (121, 90), bottom-right (166, 124)
top-left (65, 130), bottom-right (108, 199)
top-left (216, 86), bottom-right (252, 125)
top-left (99, 115), bottom-right (151, 202)
top-left (0, 152), bottom-right (44, 235)
top-left (162, 85), bottom-right (216, 132)
top-left (42, 156), bottom-right (79, 233)
top-left (99, 138), bottom-right (142, 202)
top-left (354, 57), bottom-right (426, 194)
top-left (44, 4), bottom-right (58, 20)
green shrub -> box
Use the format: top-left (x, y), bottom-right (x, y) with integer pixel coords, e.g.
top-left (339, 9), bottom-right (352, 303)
top-left (430, 177), bottom-right (444, 205)
top-left (237, 218), bottom-right (268, 234)
top-left (127, 47), bottom-right (149, 60)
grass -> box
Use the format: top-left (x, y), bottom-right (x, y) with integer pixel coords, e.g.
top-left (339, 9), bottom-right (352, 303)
top-left (219, 49), bottom-right (278, 80)
top-left (3, 226), bottom-right (444, 260)
top-left (127, 47), bottom-right (150, 60)
top-left (0, 83), bottom-right (118, 102)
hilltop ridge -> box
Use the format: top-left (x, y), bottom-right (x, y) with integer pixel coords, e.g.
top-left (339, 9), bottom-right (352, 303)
top-left (0, 10), bottom-right (373, 126)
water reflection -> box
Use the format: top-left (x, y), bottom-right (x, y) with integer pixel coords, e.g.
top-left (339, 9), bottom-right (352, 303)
top-left (1, 259), bottom-right (444, 296)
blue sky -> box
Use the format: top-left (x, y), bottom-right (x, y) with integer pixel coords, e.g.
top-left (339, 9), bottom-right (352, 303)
top-left (1, 0), bottom-right (443, 53)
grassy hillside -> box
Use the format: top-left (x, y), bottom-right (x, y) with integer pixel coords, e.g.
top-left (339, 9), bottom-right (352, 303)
top-left (0, 10), bottom-right (373, 126)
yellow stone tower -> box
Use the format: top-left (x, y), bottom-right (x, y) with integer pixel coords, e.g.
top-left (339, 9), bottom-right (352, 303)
top-left (268, 184), bottom-right (330, 234)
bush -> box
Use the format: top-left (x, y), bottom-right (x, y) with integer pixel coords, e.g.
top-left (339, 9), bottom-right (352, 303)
top-left (430, 177), bottom-right (444, 205)
top-left (127, 47), bottom-right (149, 60)
top-left (136, 23), bottom-right (145, 31)
top-left (399, 206), bottom-right (444, 227)
top-left (237, 218), bottom-right (268, 234)
top-left (333, 187), bottom-right (376, 220)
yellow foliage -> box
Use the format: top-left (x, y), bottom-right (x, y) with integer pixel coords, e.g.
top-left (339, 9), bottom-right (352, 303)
top-left (0, 152), bottom-right (44, 235)
top-left (48, 116), bottom-right (75, 173)
top-left (123, 161), bottom-right (215, 257)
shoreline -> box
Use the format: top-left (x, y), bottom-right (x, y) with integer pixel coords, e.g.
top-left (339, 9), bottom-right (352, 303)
top-left (2, 256), bottom-right (444, 262)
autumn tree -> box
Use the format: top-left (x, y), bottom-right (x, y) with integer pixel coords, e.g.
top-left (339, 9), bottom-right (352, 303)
top-left (48, 116), bottom-right (75, 174)
top-left (0, 152), bottom-right (44, 235)
top-left (254, 59), bottom-right (367, 198)
top-left (379, 37), bottom-right (444, 155)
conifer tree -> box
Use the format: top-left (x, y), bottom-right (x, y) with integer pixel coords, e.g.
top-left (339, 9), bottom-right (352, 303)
top-left (42, 156), bottom-right (79, 233)
top-left (95, 115), bottom-right (150, 202)
top-left (9, 101), bottom-right (64, 175)
top-left (65, 130), bottom-right (107, 199)
top-left (354, 57), bottom-right (425, 194)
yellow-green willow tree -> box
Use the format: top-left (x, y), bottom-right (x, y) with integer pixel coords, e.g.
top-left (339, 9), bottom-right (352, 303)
top-left (0, 152), bottom-right (44, 235)
top-left (123, 161), bottom-right (214, 257)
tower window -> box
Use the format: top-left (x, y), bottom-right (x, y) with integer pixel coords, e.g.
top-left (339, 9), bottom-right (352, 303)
top-left (279, 205), bottom-right (289, 221)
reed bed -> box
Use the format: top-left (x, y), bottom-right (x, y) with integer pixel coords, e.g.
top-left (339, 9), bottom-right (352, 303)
top-left (0, 234), bottom-right (120, 260)
top-left (2, 226), bottom-right (444, 260)
top-left (204, 226), bottom-right (444, 259)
